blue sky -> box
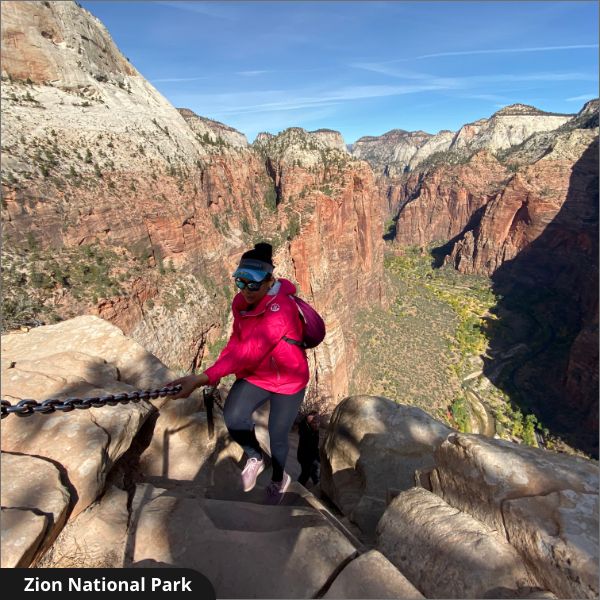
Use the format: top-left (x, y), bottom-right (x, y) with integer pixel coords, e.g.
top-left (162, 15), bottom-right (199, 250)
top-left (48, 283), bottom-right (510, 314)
top-left (81, 1), bottom-right (598, 143)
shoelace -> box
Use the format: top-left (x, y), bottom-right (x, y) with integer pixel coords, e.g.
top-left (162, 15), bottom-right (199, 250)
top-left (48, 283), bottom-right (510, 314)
top-left (243, 458), bottom-right (261, 473)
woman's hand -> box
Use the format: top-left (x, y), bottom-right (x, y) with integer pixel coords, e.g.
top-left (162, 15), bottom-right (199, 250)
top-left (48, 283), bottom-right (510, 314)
top-left (165, 373), bottom-right (210, 400)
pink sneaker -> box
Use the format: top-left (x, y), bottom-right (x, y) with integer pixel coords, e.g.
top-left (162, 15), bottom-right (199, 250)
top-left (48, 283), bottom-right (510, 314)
top-left (265, 472), bottom-right (291, 505)
top-left (241, 457), bottom-right (265, 492)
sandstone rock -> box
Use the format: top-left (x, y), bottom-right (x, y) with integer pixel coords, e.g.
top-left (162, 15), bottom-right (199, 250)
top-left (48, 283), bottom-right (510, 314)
top-left (431, 433), bottom-right (599, 536)
top-left (448, 130), bottom-right (598, 457)
top-left (1, 452), bottom-right (70, 566)
top-left (253, 126), bottom-right (350, 168)
top-left (376, 487), bottom-right (538, 598)
top-left (504, 490), bottom-right (599, 599)
top-left (565, 321), bottom-right (599, 439)
top-left (353, 105), bottom-right (572, 178)
top-left (377, 104), bottom-right (597, 456)
top-left (139, 404), bottom-right (221, 483)
top-left (393, 150), bottom-right (509, 247)
top-left (407, 130), bottom-right (454, 170)
top-left (129, 483), bottom-right (358, 598)
top-left (0, 453), bottom-right (70, 520)
top-left (323, 549), bottom-right (424, 599)
top-left (1, 382), bottom-right (150, 519)
top-left (178, 108), bottom-right (248, 148)
top-left (450, 129), bottom-right (597, 276)
top-left (320, 396), bottom-right (452, 536)
top-left (450, 105), bottom-right (572, 155)
top-left (352, 129), bottom-right (432, 175)
top-left (1, 315), bottom-right (174, 392)
top-left (310, 128), bottom-right (349, 153)
top-left (36, 485), bottom-right (129, 568)
top-left (259, 140), bottom-right (385, 406)
top-left (1, 351), bottom-right (119, 395)
top-left (0, 316), bottom-right (177, 517)
top-left (1, 507), bottom-right (48, 568)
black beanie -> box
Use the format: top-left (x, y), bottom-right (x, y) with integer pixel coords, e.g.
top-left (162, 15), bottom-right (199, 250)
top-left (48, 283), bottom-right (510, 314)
top-left (236, 242), bottom-right (274, 275)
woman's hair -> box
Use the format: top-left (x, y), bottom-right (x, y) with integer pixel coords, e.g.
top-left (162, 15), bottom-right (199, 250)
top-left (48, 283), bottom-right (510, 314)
top-left (241, 242), bottom-right (274, 267)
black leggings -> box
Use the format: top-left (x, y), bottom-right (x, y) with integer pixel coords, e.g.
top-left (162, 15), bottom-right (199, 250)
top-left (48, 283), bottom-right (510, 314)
top-left (223, 379), bottom-right (305, 483)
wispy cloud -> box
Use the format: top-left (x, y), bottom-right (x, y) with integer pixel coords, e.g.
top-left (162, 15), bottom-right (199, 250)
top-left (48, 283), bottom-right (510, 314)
top-left (471, 72), bottom-right (598, 83)
top-left (350, 62), bottom-right (597, 86)
top-left (456, 93), bottom-right (513, 103)
top-left (416, 44), bottom-right (599, 60)
top-left (351, 44), bottom-right (599, 72)
top-left (237, 70), bottom-right (270, 77)
top-left (565, 93), bottom-right (597, 102)
top-left (152, 1), bottom-right (237, 20)
top-left (172, 82), bottom-right (450, 120)
top-left (228, 85), bottom-right (444, 114)
top-left (350, 62), bottom-right (428, 79)
top-left (151, 76), bottom-right (208, 83)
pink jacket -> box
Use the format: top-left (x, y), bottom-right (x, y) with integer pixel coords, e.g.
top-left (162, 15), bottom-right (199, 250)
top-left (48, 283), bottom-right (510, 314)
top-left (203, 278), bottom-right (310, 394)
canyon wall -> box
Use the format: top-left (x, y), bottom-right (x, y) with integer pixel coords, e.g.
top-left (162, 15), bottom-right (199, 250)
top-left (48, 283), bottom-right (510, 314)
top-left (355, 101), bottom-right (599, 456)
top-left (1, 0), bottom-right (384, 407)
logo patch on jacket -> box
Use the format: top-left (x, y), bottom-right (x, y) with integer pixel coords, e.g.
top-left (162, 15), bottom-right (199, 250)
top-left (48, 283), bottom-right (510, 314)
top-left (270, 303), bottom-right (280, 312)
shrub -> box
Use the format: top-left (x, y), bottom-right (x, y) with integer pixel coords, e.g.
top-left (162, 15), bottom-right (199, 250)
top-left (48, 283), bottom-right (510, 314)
top-left (285, 215), bottom-right (300, 240)
top-left (240, 217), bottom-right (251, 234)
top-left (264, 186), bottom-right (277, 211)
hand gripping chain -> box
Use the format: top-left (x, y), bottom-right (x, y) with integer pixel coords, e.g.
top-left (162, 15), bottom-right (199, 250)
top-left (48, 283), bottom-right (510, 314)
top-left (0, 385), bottom-right (183, 419)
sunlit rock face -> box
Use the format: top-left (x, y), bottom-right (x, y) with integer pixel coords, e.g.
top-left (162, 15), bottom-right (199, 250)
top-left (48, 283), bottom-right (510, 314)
top-left (355, 99), bottom-right (598, 456)
top-left (1, 1), bottom-right (385, 405)
top-left (253, 128), bottom-right (385, 407)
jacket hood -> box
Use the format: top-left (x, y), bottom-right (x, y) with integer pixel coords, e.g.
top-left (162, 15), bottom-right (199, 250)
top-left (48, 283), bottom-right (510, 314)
top-left (276, 278), bottom-right (297, 296)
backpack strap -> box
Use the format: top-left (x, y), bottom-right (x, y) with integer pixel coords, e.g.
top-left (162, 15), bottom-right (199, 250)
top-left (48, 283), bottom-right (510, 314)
top-left (283, 335), bottom-right (306, 348)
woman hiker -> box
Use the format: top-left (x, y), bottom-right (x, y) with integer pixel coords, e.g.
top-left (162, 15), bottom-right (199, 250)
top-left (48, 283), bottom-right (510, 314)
top-left (166, 242), bottom-right (309, 505)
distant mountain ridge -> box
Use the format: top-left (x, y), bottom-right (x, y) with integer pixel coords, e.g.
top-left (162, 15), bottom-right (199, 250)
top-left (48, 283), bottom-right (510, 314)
top-left (178, 108), bottom-right (249, 148)
top-left (350, 103), bottom-right (578, 175)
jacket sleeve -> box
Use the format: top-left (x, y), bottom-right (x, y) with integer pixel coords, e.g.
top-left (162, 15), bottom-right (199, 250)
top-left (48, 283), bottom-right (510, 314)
top-left (201, 320), bottom-right (238, 386)
top-left (203, 307), bottom-right (291, 386)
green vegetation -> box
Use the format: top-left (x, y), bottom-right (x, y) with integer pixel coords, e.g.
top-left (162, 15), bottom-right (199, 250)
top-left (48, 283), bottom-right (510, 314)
top-left (493, 402), bottom-right (543, 448)
top-left (240, 216), bottom-right (251, 234)
top-left (1, 241), bottom-right (126, 331)
top-left (385, 247), bottom-right (495, 375)
top-left (384, 219), bottom-right (396, 237)
top-left (196, 132), bottom-right (227, 148)
top-left (284, 213), bottom-right (301, 241)
top-left (352, 245), bottom-right (546, 446)
top-left (450, 394), bottom-right (470, 432)
top-left (264, 185), bottom-right (277, 211)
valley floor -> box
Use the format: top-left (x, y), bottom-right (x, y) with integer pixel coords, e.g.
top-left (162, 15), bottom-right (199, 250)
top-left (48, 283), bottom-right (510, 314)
top-left (350, 245), bottom-right (592, 458)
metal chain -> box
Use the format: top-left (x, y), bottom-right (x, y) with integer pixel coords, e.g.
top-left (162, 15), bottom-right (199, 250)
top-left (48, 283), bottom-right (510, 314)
top-left (211, 387), bottom-right (225, 412)
top-left (0, 385), bottom-right (183, 419)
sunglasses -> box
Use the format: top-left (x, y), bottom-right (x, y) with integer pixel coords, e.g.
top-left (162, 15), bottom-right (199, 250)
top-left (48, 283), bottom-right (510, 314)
top-left (234, 277), bottom-right (266, 291)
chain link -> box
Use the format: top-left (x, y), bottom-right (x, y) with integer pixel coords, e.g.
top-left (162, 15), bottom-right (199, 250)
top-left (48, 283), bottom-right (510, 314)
top-left (0, 385), bottom-right (183, 419)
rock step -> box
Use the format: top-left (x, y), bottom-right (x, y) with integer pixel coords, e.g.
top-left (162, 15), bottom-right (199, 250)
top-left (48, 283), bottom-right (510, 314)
top-left (128, 483), bottom-right (424, 599)
top-left (376, 487), bottom-right (548, 599)
top-left (129, 482), bottom-right (360, 599)
top-left (322, 550), bottom-right (424, 599)
top-left (1, 452), bottom-right (71, 568)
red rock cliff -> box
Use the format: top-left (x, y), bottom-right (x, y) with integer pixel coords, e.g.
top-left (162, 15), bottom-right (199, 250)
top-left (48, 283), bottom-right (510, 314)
top-left (1, 1), bottom-right (384, 407)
